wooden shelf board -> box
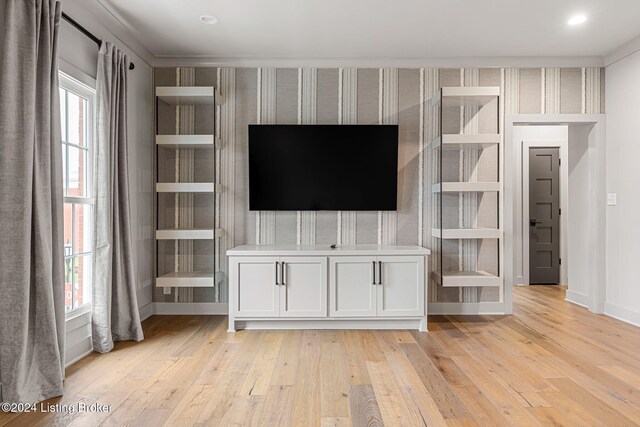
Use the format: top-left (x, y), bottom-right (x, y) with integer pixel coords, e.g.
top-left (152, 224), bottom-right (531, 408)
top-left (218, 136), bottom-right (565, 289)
top-left (156, 272), bottom-right (217, 287)
top-left (432, 182), bottom-right (500, 193)
top-left (156, 228), bottom-right (224, 240)
top-left (432, 228), bottom-right (501, 239)
top-left (156, 183), bottom-right (223, 193)
top-left (433, 271), bottom-right (502, 287)
top-left (431, 134), bottom-right (500, 150)
top-left (156, 135), bottom-right (215, 149)
top-left (156, 86), bottom-right (221, 106)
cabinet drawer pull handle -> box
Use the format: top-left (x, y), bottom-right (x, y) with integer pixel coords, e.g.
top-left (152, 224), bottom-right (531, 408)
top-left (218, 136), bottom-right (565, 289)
top-left (372, 261), bottom-right (376, 285)
top-left (281, 262), bottom-right (286, 286)
top-left (371, 261), bottom-right (376, 285)
top-left (275, 261), bottom-right (280, 285)
top-left (378, 261), bottom-right (382, 285)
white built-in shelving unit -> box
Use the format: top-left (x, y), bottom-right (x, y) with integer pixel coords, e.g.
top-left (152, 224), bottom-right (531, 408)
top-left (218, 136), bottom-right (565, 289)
top-left (431, 86), bottom-right (502, 289)
top-left (154, 86), bottom-right (224, 289)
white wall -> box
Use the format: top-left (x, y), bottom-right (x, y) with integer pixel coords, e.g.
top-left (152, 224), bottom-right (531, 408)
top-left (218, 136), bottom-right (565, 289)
top-left (58, 0), bottom-right (155, 363)
top-left (567, 125), bottom-right (592, 306)
top-left (605, 49), bottom-right (640, 326)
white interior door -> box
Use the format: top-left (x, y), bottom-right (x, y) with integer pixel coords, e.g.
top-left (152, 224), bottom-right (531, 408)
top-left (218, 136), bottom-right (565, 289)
top-left (280, 256), bottom-right (327, 318)
top-left (377, 256), bottom-right (424, 317)
top-left (233, 257), bottom-right (279, 317)
top-left (329, 256), bottom-right (377, 317)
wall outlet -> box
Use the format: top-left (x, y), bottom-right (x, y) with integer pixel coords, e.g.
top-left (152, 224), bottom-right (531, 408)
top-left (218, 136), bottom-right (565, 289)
top-left (163, 287), bottom-right (171, 295)
top-left (607, 193), bottom-right (617, 206)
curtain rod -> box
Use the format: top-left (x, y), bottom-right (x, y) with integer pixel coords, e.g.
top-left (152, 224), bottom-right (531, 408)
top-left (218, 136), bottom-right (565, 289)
top-left (61, 12), bottom-right (135, 70)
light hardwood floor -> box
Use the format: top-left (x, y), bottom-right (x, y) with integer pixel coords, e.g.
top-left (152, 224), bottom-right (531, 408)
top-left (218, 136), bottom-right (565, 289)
top-left (2, 285), bottom-right (640, 426)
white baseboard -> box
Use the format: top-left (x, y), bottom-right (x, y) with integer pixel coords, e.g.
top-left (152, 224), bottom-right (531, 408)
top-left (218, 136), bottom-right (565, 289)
top-left (154, 302), bottom-right (229, 315)
top-left (427, 302), bottom-right (506, 315)
top-left (138, 302), bottom-right (155, 321)
top-left (604, 302), bottom-right (640, 328)
top-left (235, 318), bottom-right (423, 331)
top-left (66, 347), bottom-right (93, 368)
top-left (65, 336), bottom-right (93, 368)
top-left (565, 290), bottom-right (589, 308)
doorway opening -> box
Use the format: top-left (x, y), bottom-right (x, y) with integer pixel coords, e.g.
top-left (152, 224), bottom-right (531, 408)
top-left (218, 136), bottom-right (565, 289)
top-left (514, 125), bottom-right (569, 288)
top-left (504, 115), bottom-right (606, 315)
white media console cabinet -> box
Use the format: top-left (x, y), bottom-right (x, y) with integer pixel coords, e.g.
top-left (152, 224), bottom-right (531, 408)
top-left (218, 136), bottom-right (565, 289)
top-left (227, 245), bottom-right (430, 332)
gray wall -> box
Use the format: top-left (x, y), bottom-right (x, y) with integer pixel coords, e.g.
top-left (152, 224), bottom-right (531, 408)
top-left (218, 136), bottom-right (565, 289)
top-left (154, 66), bottom-right (605, 305)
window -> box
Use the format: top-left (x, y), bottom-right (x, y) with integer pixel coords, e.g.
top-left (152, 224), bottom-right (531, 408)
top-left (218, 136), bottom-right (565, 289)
top-left (60, 72), bottom-right (95, 313)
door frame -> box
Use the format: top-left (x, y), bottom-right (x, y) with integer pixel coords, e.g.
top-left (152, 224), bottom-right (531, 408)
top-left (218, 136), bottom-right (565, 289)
top-left (504, 114), bottom-right (606, 315)
top-left (523, 141), bottom-right (568, 286)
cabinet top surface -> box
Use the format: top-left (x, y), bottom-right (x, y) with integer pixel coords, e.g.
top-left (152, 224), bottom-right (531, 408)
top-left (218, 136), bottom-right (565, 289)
top-left (227, 244), bottom-right (430, 256)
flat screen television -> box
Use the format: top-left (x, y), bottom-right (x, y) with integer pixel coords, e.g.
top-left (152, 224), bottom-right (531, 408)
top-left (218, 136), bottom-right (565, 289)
top-left (249, 124), bottom-right (398, 211)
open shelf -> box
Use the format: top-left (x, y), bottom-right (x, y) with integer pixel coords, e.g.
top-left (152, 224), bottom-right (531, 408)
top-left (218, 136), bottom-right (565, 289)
top-left (154, 83), bottom-right (224, 294)
top-left (433, 271), bottom-right (502, 287)
top-left (156, 135), bottom-right (222, 149)
top-left (155, 228), bottom-right (224, 240)
top-left (430, 86), bottom-right (500, 107)
top-left (432, 228), bottom-right (500, 239)
top-left (156, 271), bottom-right (225, 288)
top-left (156, 183), bottom-right (224, 193)
top-left (156, 86), bottom-right (223, 106)
top-left (431, 86), bottom-right (502, 290)
top-left (432, 182), bottom-right (500, 193)
top-left (431, 134), bottom-right (500, 150)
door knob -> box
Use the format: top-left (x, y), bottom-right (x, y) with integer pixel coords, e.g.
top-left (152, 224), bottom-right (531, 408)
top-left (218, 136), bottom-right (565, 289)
top-left (530, 219), bottom-right (541, 226)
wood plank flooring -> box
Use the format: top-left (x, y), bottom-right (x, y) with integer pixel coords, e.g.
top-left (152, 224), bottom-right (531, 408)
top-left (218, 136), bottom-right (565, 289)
top-left (2, 285), bottom-right (640, 426)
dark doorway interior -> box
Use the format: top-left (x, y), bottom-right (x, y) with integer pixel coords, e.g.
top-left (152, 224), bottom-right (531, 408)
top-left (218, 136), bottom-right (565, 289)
top-left (529, 147), bottom-right (560, 284)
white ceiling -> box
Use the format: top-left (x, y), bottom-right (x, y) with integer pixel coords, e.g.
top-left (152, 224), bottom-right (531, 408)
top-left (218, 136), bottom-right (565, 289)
top-left (93, 0), bottom-right (640, 65)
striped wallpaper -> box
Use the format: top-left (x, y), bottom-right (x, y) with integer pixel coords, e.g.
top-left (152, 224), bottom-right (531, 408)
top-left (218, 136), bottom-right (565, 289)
top-left (154, 66), bottom-right (604, 304)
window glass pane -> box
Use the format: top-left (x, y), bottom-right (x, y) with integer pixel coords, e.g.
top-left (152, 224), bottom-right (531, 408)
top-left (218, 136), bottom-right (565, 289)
top-left (62, 144), bottom-right (68, 196)
top-left (67, 91), bottom-right (86, 146)
top-left (67, 145), bottom-right (87, 197)
top-left (60, 89), bottom-right (66, 142)
top-left (60, 73), bottom-right (94, 314)
top-left (64, 256), bottom-right (74, 312)
top-left (74, 255), bottom-right (92, 308)
top-left (63, 202), bottom-right (73, 256)
top-left (73, 204), bottom-right (92, 255)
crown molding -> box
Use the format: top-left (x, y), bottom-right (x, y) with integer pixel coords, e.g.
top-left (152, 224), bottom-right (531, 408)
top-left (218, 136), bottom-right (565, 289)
top-left (604, 34), bottom-right (640, 67)
top-left (79, 0), bottom-right (610, 70)
top-left (152, 55), bottom-right (605, 69)
top-left (62, 0), bottom-right (155, 67)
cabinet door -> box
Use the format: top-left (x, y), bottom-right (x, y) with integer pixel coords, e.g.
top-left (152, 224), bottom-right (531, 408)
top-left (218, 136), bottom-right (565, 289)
top-left (377, 256), bottom-right (425, 317)
top-left (232, 257), bottom-right (280, 317)
top-left (280, 256), bottom-right (327, 318)
top-left (329, 256), bottom-right (377, 317)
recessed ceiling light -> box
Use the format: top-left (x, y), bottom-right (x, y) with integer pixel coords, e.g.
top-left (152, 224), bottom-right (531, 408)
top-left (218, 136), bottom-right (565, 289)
top-left (568, 15), bottom-right (587, 26)
top-left (200, 15), bottom-right (218, 24)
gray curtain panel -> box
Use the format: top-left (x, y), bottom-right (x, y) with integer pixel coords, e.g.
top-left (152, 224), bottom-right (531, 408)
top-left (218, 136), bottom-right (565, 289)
top-left (92, 42), bottom-right (144, 353)
top-left (0, 0), bottom-right (66, 404)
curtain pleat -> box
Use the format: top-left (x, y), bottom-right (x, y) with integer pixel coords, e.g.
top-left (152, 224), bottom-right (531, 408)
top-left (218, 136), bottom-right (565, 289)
top-left (0, 0), bottom-right (65, 404)
top-left (92, 42), bottom-right (144, 353)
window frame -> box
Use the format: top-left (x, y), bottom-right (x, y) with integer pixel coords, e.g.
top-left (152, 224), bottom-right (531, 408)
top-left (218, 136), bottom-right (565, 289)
top-left (59, 71), bottom-right (96, 318)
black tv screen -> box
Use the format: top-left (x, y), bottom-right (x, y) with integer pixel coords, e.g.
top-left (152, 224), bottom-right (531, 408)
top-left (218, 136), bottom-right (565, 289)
top-left (249, 124), bottom-right (398, 211)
